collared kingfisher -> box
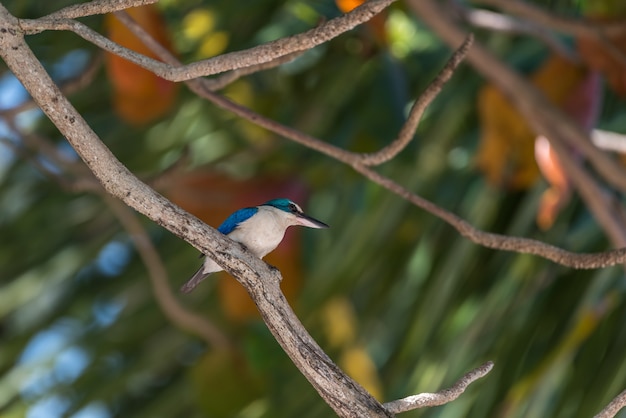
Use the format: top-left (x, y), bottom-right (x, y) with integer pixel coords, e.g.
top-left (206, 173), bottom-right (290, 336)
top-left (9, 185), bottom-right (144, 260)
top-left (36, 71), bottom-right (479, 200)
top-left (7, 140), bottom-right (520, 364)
top-left (181, 198), bottom-right (329, 293)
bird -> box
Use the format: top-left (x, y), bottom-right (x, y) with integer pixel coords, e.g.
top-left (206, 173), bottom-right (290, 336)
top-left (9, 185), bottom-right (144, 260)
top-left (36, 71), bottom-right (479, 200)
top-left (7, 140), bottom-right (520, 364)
top-left (180, 198), bottom-right (329, 293)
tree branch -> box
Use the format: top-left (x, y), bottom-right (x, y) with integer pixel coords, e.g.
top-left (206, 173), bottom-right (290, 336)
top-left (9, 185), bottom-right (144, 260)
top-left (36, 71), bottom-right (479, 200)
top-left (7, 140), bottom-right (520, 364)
top-left (19, 0), bottom-right (397, 81)
top-left (473, 0), bottom-right (626, 71)
top-left (383, 361), bottom-right (494, 413)
top-left (595, 388), bottom-right (626, 418)
top-left (0, 4), bottom-right (393, 416)
top-left (474, 0), bottom-right (626, 37)
top-left (114, 9), bottom-right (626, 269)
top-left (41, 0), bottom-right (158, 20)
top-left (409, 0), bottom-right (626, 197)
top-left (451, 3), bottom-right (578, 61)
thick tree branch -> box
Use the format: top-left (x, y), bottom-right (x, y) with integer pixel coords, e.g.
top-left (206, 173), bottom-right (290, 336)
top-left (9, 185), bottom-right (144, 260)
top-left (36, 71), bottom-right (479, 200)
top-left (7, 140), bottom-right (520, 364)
top-left (0, 4), bottom-right (392, 417)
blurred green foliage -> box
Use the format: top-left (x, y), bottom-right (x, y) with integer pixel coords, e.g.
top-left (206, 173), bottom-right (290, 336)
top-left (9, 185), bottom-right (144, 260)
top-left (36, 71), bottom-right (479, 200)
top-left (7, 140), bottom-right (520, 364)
top-left (1, 1), bottom-right (626, 418)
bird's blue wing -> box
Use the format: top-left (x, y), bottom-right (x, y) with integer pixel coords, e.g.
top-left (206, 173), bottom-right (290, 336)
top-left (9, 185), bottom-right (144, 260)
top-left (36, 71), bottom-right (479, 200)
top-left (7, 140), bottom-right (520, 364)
top-left (218, 207), bottom-right (258, 235)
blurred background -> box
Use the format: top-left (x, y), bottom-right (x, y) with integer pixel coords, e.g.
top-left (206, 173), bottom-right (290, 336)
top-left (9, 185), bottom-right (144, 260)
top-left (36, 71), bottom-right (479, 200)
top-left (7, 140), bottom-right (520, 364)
top-left (1, 0), bottom-right (626, 417)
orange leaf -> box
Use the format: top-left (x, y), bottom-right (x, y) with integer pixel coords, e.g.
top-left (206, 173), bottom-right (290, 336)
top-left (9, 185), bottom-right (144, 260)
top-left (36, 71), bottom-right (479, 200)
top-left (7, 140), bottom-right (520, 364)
top-left (476, 55), bottom-right (588, 189)
top-left (534, 70), bottom-right (601, 229)
top-left (104, 5), bottom-right (179, 125)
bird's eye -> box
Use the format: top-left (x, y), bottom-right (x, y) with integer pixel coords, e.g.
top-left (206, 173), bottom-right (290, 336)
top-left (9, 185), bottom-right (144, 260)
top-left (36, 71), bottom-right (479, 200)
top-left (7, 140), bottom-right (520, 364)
top-left (288, 203), bottom-right (298, 212)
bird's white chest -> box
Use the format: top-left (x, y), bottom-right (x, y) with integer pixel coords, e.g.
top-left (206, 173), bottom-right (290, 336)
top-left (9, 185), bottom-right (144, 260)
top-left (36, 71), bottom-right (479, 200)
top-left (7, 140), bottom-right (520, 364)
top-left (227, 208), bottom-right (290, 258)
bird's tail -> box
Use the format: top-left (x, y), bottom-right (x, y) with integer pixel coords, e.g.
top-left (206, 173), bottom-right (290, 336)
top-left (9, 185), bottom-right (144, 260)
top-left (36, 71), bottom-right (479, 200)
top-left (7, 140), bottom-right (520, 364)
top-left (180, 266), bottom-right (207, 294)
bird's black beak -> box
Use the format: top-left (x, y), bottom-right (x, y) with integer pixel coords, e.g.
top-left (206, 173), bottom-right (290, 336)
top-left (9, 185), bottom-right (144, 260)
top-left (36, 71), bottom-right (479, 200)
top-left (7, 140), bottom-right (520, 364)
top-left (296, 213), bottom-right (329, 229)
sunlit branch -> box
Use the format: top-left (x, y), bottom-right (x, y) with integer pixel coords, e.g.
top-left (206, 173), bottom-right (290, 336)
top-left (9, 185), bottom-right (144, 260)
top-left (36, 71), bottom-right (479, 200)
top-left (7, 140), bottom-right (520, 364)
top-left (383, 361), bottom-right (494, 413)
top-left (41, 0), bottom-right (158, 20)
top-left (592, 130), bottom-right (626, 154)
top-left (112, 11), bottom-right (305, 92)
top-left (19, 0), bottom-right (397, 81)
top-left (595, 388), bottom-right (626, 418)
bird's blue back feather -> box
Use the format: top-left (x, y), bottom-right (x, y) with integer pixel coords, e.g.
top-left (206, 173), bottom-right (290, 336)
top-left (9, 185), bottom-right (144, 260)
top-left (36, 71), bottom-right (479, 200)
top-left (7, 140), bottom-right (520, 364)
top-left (218, 207), bottom-right (258, 235)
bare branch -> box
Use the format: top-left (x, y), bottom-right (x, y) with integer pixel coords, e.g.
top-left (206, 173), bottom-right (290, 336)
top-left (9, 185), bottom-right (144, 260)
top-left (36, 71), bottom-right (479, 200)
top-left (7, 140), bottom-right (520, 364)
top-left (474, 0), bottom-right (626, 38)
top-left (359, 34), bottom-right (474, 166)
top-left (111, 11), bottom-right (305, 91)
top-left (0, 6), bottom-right (392, 416)
top-left (352, 163), bottom-right (626, 268)
top-left (408, 0), bottom-right (626, 196)
top-left (473, 0), bottom-right (626, 68)
top-left (114, 9), bottom-right (472, 168)
top-left (178, 62), bottom-right (626, 268)
top-left (110, 4), bottom-right (626, 267)
top-left (384, 361), bottom-right (494, 413)
top-left (19, 0), bottom-right (397, 81)
top-left (595, 388), bottom-right (626, 418)
top-left (41, 0), bottom-right (158, 20)
top-left (452, 3), bottom-right (578, 61)
top-left (4, 114), bottom-right (230, 347)
top-left (592, 130), bottom-right (626, 154)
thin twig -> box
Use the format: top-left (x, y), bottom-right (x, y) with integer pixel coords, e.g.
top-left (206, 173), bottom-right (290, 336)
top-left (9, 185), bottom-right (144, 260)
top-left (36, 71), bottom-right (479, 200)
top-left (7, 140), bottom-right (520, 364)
top-left (116, 8), bottom-right (472, 168)
top-left (384, 361), bottom-right (494, 413)
top-left (359, 34), bottom-right (474, 166)
top-left (19, 0), bottom-right (397, 81)
top-left (353, 163), bottom-right (626, 268)
top-left (595, 388), bottom-right (626, 418)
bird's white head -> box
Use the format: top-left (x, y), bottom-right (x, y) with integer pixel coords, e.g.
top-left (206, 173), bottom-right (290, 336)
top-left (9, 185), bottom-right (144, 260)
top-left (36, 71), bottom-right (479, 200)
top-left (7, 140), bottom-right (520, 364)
top-left (262, 198), bottom-right (329, 229)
